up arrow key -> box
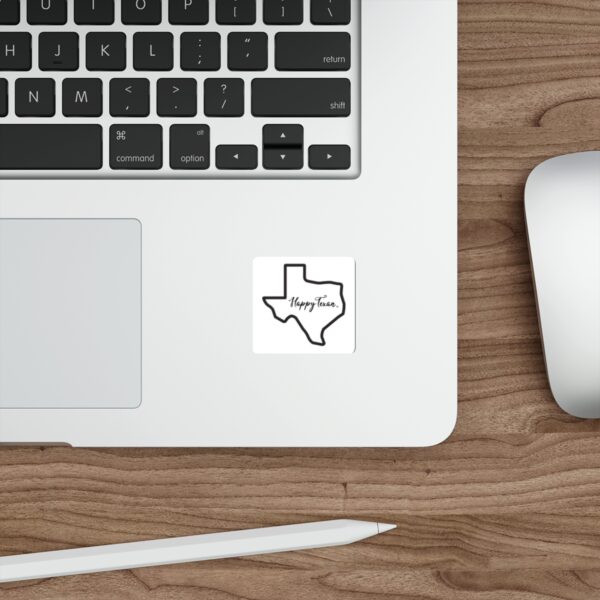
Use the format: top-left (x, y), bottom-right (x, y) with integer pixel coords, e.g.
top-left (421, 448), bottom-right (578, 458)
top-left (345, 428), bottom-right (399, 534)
top-left (263, 125), bottom-right (303, 148)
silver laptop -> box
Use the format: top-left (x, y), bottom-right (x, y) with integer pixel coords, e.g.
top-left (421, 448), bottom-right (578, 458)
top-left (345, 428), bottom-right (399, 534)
top-left (0, 0), bottom-right (457, 447)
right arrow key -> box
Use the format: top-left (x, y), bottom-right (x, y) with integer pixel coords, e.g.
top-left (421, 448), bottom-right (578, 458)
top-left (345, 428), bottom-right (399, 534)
top-left (309, 145), bottom-right (351, 170)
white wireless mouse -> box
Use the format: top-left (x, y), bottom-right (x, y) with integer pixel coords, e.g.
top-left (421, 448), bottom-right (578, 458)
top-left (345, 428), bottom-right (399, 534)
top-left (525, 151), bottom-right (600, 418)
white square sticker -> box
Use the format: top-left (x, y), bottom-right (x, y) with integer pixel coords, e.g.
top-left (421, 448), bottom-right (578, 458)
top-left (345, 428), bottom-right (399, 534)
top-left (253, 257), bottom-right (355, 354)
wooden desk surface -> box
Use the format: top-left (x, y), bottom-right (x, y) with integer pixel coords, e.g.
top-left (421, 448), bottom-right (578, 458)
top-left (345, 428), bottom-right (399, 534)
top-left (3, 2), bottom-right (600, 598)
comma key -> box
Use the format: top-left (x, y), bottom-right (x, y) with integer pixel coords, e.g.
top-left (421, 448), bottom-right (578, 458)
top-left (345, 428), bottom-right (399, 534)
top-left (170, 125), bottom-right (210, 170)
top-left (110, 125), bottom-right (162, 170)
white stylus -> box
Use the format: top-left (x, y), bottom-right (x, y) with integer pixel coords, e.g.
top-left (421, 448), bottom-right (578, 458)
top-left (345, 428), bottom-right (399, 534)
top-left (0, 519), bottom-right (396, 583)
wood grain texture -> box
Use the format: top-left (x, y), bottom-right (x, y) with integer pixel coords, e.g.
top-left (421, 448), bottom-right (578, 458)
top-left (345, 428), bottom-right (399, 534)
top-left (3, 1), bottom-right (600, 598)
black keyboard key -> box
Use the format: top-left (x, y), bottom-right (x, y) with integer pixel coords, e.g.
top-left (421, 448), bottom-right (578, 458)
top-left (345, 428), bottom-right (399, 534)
top-left (204, 78), bottom-right (244, 117)
top-left (276, 33), bottom-right (350, 71)
top-left (110, 124), bottom-right (162, 170)
top-left (0, 0), bottom-right (20, 24)
top-left (264, 0), bottom-right (302, 24)
top-left (86, 32), bottom-right (126, 70)
top-left (0, 33), bottom-right (31, 70)
top-left (27, 0), bottom-right (66, 24)
top-left (62, 78), bottom-right (102, 116)
top-left (157, 78), bottom-right (196, 117)
top-left (0, 79), bottom-right (7, 116)
top-left (263, 124), bottom-right (303, 147)
top-left (180, 32), bottom-right (220, 71)
top-left (110, 78), bottom-right (149, 117)
top-left (263, 147), bottom-right (303, 170)
top-left (15, 78), bottom-right (54, 116)
top-left (228, 32), bottom-right (267, 71)
top-left (75, 0), bottom-right (114, 24)
top-left (309, 145), bottom-right (350, 170)
top-left (134, 32), bottom-right (173, 71)
top-left (216, 145), bottom-right (258, 170)
top-left (216, 0), bottom-right (255, 24)
top-left (122, 0), bottom-right (161, 24)
top-left (169, 0), bottom-right (208, 24)
top-left (170, 124), bottom-right (210, 170)
top-left (39, 32), bottom-right (78, 71)
top-left (311, 0), bottom-right (350, 25)
top-left (252, 78), bottom-right (350, 117)
top-left (0, 124), bottom-right (102, 169)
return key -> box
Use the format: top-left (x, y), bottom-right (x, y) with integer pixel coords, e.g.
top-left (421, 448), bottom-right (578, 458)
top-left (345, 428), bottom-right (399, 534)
top-left (275, 33), bottom-right (351, 71)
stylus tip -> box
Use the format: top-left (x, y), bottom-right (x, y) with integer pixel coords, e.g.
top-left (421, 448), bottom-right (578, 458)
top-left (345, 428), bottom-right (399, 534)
top-left (377, 523), bottom-right (396, 534)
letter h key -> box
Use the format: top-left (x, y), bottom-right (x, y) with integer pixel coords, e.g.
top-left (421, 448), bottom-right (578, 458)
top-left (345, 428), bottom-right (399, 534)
top-left (0, 33), bottom-right (31, 70)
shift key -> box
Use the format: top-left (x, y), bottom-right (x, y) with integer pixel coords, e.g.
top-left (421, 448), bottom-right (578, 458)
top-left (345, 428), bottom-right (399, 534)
top-left (252, 78), bottom-right (350, 117)
top-left (110, 125), bottom-right (162, 170)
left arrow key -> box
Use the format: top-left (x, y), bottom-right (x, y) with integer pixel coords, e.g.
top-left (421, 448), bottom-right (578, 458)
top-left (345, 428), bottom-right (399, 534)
top-left (216, 145), bottom-right (258, 170)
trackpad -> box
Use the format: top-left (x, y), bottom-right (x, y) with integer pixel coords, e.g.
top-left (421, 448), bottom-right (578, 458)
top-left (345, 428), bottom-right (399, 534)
top-left (0, 219), bottom-right (141, 408)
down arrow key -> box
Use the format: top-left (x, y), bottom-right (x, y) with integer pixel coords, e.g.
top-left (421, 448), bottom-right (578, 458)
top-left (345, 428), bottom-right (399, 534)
top-left (263, 147), bottom-right (303, 170)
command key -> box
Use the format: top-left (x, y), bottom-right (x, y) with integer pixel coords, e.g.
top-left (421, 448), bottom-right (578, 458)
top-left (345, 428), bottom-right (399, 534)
top-left (110, 125), bottom-right (163, 170)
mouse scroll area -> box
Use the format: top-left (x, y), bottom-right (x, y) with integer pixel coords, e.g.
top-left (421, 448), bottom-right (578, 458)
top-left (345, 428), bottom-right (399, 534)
top-left (525, 152), bottom-right (600, 418)
top-left (0, 219), bottom-right (141, 409)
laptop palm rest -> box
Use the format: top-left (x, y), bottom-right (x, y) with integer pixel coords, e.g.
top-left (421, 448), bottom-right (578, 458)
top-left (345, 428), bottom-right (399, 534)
top-left (0, 219), bottom-right (141, 409)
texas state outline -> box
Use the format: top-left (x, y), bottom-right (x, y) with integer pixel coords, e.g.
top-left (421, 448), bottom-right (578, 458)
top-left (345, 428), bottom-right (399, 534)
top-left (262, 264), bottom-right (346, 346)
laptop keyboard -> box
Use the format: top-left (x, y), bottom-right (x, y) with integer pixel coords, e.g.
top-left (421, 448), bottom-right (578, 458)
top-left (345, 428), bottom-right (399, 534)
top-left (0, 0), bottom-right (360, 178)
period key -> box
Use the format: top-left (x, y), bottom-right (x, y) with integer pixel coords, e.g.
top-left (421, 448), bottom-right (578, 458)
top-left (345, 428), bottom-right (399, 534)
top-left (170, 125), bottom-right (210, 170)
